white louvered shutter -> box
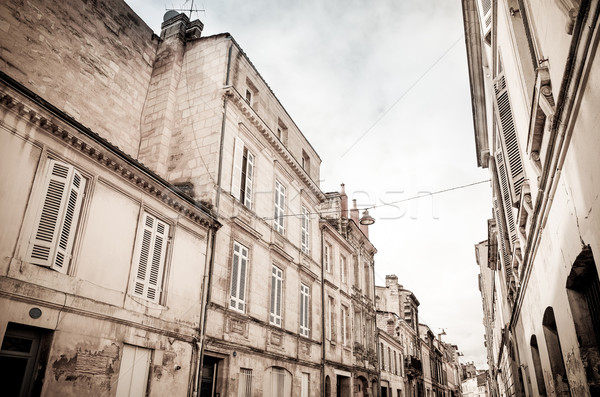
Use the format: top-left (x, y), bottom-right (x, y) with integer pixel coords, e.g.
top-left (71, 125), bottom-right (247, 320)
top-left (27, 160), bottom-right (86, 272)
top-left (231, 137), bottom-right (244, 201)
top-left (494, 72), bottom-right (525, 202)
top-left (301, 207), bottom-right (309, 253)
top-left (496, 151), bottom-right (518, 249)
top-left (244, 151), bottom-right (254, 208)
top-left (133, 213), bottom-right (169, 303)
top-left (477, 0), bottom-right (492, 39)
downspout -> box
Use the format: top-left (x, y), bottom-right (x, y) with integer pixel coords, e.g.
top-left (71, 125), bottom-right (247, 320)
top-left (194, 38), bottom-right (234, 397)
top-left (320, 224), bottom-right (326, 397)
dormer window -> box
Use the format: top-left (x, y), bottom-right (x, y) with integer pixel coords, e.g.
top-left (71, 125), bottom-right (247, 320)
top-left (245, 89), bottom-right (252, 104)
top-left (276, 118), bottom-right (288, 144)
top-left (245, 78), bottom-right (258, 109)
top-left (301, 150), bottom-right (310, 173)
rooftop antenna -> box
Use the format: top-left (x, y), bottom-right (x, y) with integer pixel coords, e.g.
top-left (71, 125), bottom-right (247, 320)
top-left (166, 0), bottom-right (205, 19)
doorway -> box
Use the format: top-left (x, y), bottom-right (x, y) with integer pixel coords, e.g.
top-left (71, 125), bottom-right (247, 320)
top-left (0, 323), bottom-right (51, 397)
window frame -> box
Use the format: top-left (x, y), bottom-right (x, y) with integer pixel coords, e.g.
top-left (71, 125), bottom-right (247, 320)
top-left (270, 264), bottom-right (283, 327)
top-left (231, 138), bottom-right (255, 209)
top-left (273, 180), bottom-right (286, 234)
top-left (230, 241), bottom-right (249, 313)
top-left (301, 206), bottom-right (310, 254)
top-left (300, 283), bottom-right (310, 337)
top-left (324, 244), bottom-right (331, 273)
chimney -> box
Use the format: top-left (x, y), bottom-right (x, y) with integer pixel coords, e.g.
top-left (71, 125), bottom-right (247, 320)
top-left (385, 275), bottom-right (398, 289)
top-left (340, 184), bottom-right (348, 218)
top-left (359, 211), bottom-right (369, 238)
top-left (350, 199), bottom-right (359, 224)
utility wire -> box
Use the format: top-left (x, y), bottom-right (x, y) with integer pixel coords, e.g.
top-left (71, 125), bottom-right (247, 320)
top-left (262, 179), bottom-right (490, 220)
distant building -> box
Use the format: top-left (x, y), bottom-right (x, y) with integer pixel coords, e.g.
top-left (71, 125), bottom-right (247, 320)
top-left (462, 371), bottom-right (490, 397)
top-left (463, 0), bottom-right (600, 396)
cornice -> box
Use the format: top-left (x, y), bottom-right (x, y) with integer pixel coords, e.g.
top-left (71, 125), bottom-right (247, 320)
top-left (0, 84), bottom-right (219, 231)
top-left (225, 87), bottom-right (326, 202)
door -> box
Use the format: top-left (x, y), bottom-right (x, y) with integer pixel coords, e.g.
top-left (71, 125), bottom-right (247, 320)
top-left (0, 323), bottom-right (47, 397)
top-left (115, 344), bottom-right (151, 397)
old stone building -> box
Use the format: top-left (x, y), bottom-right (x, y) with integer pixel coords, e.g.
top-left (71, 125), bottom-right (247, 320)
top-left (0, 0), bottom-right (385, 396)
top-left (0, 1), bottom-right (220, 396)
top-left (463, 0), bottom-right (600, 396)
top-left (375, 275), bottom-right (462, 397)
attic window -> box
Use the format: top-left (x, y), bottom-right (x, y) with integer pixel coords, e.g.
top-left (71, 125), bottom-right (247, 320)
top-left (245, 78), bottom-right (258, 109)
top-left (301, 150), bottom-right (310, 173)
top-left (276, 118), bottom-right (288, 144)
top-left (245, 89), bottom-right (252, 104)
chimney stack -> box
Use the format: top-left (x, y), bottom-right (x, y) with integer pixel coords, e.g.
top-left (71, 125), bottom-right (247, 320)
top-left (340, 184), bottom-right (348, 218)
top-left (350, 199), bottom-right (359, 224)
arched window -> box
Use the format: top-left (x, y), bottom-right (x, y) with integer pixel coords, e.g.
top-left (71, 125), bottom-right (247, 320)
top-left (566, 246), bottom-right (600, 394)
top-left (264, 366), bottom-right (292, 397)
top-left (530, 335), bottom-right (546, 396)
top-left (542, 307), bottom-right (570, 396)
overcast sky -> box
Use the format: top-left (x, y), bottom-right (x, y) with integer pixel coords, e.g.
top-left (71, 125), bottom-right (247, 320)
top-left (125, 0), bottom-right (492, 368)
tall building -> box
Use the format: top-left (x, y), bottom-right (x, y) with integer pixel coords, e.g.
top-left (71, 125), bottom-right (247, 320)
top-left (0, 0), bottom-right (382, 395)
top-left (463, 0), bottom-right (600, 396)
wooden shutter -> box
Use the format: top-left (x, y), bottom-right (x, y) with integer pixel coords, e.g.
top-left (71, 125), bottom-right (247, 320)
top-left (494, 72), bottom-right (525, 202)
top-left (301, 207), bottom-right (309, 253)
top-left (231, 137), bottom-right (244, 201)
top-left (27, 160), bottom-right (85, 272)
top-left (244, 151), bottom-right (254, 208)
top-left (133, 213), bottom-right (169, 303)
top-left (274, 181), bottom-right (285, 233)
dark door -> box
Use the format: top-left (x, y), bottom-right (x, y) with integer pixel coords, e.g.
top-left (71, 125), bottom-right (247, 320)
top-left (0, 323), bottom-right (48, 397)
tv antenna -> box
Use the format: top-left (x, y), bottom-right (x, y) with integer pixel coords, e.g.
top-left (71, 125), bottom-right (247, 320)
top-left (166, 0), bottom-right (205, 19)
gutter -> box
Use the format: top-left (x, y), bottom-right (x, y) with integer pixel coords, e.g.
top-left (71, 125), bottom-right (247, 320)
top-left (320, 223), bottom-right (327, 396)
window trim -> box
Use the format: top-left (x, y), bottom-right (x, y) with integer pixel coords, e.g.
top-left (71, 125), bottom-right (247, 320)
top-left (300, 283), bottom-right (310, 337)
top-left (231, 137), bottom-right (255, 209)
top-left (273, 180), bottom-right (286, 234)
top-left (230, 241), bottom-right (249, 313)
top-left (270, 264), bottom-right (283, 326)
top-left (301, 206), bottom-right (310, 254)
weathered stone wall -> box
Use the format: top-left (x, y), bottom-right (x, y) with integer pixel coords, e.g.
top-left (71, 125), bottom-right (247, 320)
top-left (0, 0), bottom-right (157, 155)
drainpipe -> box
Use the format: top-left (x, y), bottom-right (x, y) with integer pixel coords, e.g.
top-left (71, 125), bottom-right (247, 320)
top-left (194, 38), bottom-right (234, 397)
top-left (320, 223), bottom-right (327, 397)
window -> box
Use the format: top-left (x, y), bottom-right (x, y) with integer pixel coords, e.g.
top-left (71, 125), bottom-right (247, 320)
top-left (301, 207), bottom-right (310, 254)
top-left (115, 344), bottom-right (151, 397)
top-left (388, 347), bottom-right (392, 372)
top-left (276, 118), bottom-right (288, 143)
top-left (301, 150), bottom-right (310, 173)
top-left (530, 336), bottom-right (546, 396)
top-left (340, 256), bottom-right (347, 283)
top-left (324, 244), bottom-right (331, 273)
top-left (231, 138), bottom-right (254, 209)
top-left (300, 283), bottom-right (310, 337)
top-left (132, 212), bottom-right (169, 303)
top-left (271, 367), bottom-right (286, 397)
top-left (230, 242), bottom-right (249, 312)
top-left (245, 89), bottom-right (252, 105)
top-left (270, 265), bottom-right (283, 326)
top-left (341, 305), bottom-right (349, 346)
top-left (380, 343), bottom-right (385, 370)
top-left (274, 181), bottom-right (286, 234)
top-left (301, 373), bottom-right (310, 397)
top-left (394, 351), bottom-right (398, 375)
top-left (542, 307), bottom-right (570, 395)
top-left (26, 159), bottom-right (86, 273)
top-left (239, 368), bottom-right (253, 397)
top-left (327, 297), bottom-right (335, 341)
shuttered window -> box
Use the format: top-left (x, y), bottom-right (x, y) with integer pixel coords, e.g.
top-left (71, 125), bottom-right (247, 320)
top-left (477, 0), bottom-right (492, 41)
top-left (341, 305), bottom-right (348, 346)
top-left (27, 159), bottom-right (86, 273)
top-left (494, 72), bottom-right (525, 202)
top-left (231, 138), bottom-right (255, 209)
top-left (238, 368), bottom-right (253, 397)
top-left (132, 213), bottom-right (169, 303)
top-left (324, 244), bottom-right (331, 273)
top-left (340, 256), bottom-right (347, 283)
top-left (496, 150), bottom-right (519, 248)
top-left (270, 265), bottom-right (283, 326)
top-left (300, 283), bottom-right (310, 337)
top-left (301, 207), bottom-right (310, 254)
top-left (273, 181), bottom-right (286, 234)
top-left (230, 241), bottom-right (249, 312)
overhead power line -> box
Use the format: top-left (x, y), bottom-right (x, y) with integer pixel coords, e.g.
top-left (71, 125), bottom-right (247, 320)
top-left (262, 179), bottom-right (491, 220)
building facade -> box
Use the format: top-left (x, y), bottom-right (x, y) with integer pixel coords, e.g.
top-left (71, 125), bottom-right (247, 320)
top-left (463, 0), bottom-right (600, 396)
top-left (0, 0), bottom-right (384, 396)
